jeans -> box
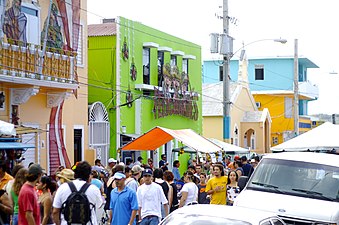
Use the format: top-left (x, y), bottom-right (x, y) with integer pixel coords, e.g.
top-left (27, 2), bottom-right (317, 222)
top-left (139, 216), bottom-right (159, 225)
top-left (13, 214), bottom-right (18, 225)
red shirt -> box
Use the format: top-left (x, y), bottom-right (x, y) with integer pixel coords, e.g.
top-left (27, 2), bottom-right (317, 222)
top-left (18, 183), bottom-right (40, 225)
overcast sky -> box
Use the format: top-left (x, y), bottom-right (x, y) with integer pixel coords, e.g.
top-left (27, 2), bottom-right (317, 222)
top-left (87, 0), bottom-right (339, 115)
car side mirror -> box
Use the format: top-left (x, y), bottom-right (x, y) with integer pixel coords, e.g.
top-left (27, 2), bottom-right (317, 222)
top-left (238, 176), bottom-right (249, 191)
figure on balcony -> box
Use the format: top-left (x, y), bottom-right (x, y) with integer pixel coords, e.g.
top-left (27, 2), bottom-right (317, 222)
top-left (3, 0), bottom-right (27, 45)
top-left (41, 3), bottom-right (64, 50)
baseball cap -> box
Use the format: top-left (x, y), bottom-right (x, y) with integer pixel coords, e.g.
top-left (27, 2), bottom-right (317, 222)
top-left (143, 168), bottom-right (153, 176)
top-left (113, 172), bottom-right (126, 180)
top-left (131, 165), bottom-right (144, 174)
top-left (100, 169), bottom-right (109, 178)
top-left (28, 164), bottom-right (43, 176)
top-left (108, 158), bottom-right (117, 164)
top-left (234, 155), bottom-right (240, 161)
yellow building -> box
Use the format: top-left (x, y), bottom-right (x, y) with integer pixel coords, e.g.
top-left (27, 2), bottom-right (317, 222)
top-left (0, 0), bottom-right (91, 174)
top-left (202, 57), bottom-right (271, 154)
top-left (253, 92), bottom-right (314, 146)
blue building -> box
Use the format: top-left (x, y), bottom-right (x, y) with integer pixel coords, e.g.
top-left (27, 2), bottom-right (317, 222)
top-left (203, 56), bottom-right (319, 115)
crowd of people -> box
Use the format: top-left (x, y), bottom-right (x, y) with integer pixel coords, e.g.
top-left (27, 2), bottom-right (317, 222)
top-left (0, 153), bottom-right (260, 225)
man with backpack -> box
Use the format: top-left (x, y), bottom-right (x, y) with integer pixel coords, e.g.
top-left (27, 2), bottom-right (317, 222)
top-left (52, 161), bottom-right (103, 225)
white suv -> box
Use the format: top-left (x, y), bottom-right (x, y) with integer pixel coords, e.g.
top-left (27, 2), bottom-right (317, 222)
top-left (234, 152), bottom-right (339, 225)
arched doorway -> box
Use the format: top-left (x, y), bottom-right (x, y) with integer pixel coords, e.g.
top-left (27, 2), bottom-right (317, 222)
top-left (89, 102), bottom-right (110, 164)
top-left (244, 128), bottom-right (255, 150)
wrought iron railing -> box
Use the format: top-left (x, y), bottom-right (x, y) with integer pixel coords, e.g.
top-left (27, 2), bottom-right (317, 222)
top-left (0, 39), bottom-right (77, 83)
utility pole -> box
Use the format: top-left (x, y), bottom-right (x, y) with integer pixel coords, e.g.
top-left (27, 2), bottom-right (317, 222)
top-left (222, 0), bottom-right (231, 143)
top-left (293, 39), bottom-right (299, 136)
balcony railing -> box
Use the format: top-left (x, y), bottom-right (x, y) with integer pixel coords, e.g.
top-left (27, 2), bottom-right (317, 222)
top-left (0, 39), bottom-right (77, 84)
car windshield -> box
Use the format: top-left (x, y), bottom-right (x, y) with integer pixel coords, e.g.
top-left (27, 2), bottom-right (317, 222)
top-left (248, 158), bottom-right (339, 202)
top-left (160, 214), bottom-right (251, 225)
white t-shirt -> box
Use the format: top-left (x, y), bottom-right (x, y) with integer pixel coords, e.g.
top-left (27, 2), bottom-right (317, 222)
top-left (137, 182), bottom-right (168, 219)
top-left (53, 179), bottom-right (103, 225)
top-left (181, 182), bottom-right (198, 206)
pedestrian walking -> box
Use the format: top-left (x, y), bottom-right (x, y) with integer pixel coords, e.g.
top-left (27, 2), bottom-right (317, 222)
top-left (52, 161), bottom-right (103, 225)
top-left (109, 172), bottom-right (138, 225)
top-left (178, 171), bottom-right (198, 207)
top-left (18, 164), bottom-right (43, 225)
top-left (137, 168), bottom-right (168, 225)
top-left (37, 176), bottom-right (54, 225)
top-left (163, 171), bottom-right (178, 213)
top-left (205, 164), bottom-right (228, 205)
top-left (10, 167), bottom-right (28, 225)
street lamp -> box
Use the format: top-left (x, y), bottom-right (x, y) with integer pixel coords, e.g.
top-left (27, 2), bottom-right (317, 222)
top-left (231, 38), bottom-right (287, 59)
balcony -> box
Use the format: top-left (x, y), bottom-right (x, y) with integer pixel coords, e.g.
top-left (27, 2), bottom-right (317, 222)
top-left (299, 80), bottom-right (319, 100)
top-left (0, 40), bottom-right (78, 90)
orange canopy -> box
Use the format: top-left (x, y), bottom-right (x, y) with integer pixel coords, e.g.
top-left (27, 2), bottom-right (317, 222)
top-left (121, 126), bottom-right (222, 153)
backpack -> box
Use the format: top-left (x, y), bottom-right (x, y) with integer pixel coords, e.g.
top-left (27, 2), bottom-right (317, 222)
top-left (61, 182), bottom-right (94, 225)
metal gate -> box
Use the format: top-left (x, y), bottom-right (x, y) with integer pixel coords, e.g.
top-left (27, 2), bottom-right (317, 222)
top-left (21, 123), bottom-right (40, 167)
top-left (89, 102), bottom-right (110, 165)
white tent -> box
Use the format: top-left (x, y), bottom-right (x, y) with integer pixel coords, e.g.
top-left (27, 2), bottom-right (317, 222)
top-left (271, 122), bottom-right (339, 152)
top-left (0, 120), bottom-right (16, 136)
top-left (172, 138), bottom-right (249, 154)
top-left (208, 138), bottom-right (250, 153)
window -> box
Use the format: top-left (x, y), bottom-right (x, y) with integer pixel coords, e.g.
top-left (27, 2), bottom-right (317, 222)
top-left (157, 51), bottom-right (164, 86)
top-left (170, 55), bottom-right (177, 67)
top-left (233, 125), bottom-right (239, 146)
top-left (22, 3), bottom-right (40, 46)
top-left (182, 59), bottom-right (188, 74)
top-left (284, 97), bottom-right (292, 118)
top-left (0, 92), bottom-right (5, 111)
top-left (255, 64), bottom-right (264, 80)
top-left (251, 131), bottom-right (256, 150)
top-left (76, 24), bottom-right (83, 66)
top-left (143, 48), bottom-right (150, 84)
top-left (219, 65), bottom-right (223, 81)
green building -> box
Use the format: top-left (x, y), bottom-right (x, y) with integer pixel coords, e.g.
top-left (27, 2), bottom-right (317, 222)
top-left (88, 17), bottom-right (202, 173)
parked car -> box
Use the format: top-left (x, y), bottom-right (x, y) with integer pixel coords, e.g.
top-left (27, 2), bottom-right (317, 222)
top-left (234, 152), bottom-right (339, 224)
top-left (159, 204), bottom-right (286, 225)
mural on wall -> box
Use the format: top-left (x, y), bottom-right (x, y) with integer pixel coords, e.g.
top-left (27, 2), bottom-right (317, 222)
top-left (154, 63), bottom-right (199, 120)
top-left (130, 58), bottom-right (137, 81)
top-left (47, 0), bottom-right (81, 172)
top-left (122, 37), bottom-right (129, 60)
top-left (3, 0), bottom-right (27, 45)
top-left (41, 3), bottom-right (64, 49)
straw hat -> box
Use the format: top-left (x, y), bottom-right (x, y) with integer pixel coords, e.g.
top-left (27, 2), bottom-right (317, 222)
top-left (56, 169), bottom-right (74, 182)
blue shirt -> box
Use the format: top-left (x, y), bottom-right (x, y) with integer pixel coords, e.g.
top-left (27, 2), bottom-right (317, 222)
top-left (91, 178), bottom-right (102, 190)
top-left (110, 186), bottom-right (138, 225)
top-left (172, 167), bottom-right (181, 181)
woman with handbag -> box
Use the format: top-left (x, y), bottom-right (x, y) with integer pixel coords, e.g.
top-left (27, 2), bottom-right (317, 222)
top-left (179, 171), bottom-right (198, 208)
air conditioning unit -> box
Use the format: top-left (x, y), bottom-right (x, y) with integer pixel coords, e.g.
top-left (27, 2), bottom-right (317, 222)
top-left (255, 102), bottom-right (261, 108)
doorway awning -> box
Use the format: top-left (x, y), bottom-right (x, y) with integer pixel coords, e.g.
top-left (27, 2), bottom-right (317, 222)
top-left (121, 126), bottom-right (222, 153)
top-left (15, 125), bottom-right (47, 135)
top-left (0, 142), bottom-right (35, 150)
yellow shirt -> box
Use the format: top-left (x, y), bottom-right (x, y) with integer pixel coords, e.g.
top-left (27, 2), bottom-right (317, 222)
top-left (0, 172), bottom-right (13, 190)
top-left (205, 175), bottom-right (228, 205)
